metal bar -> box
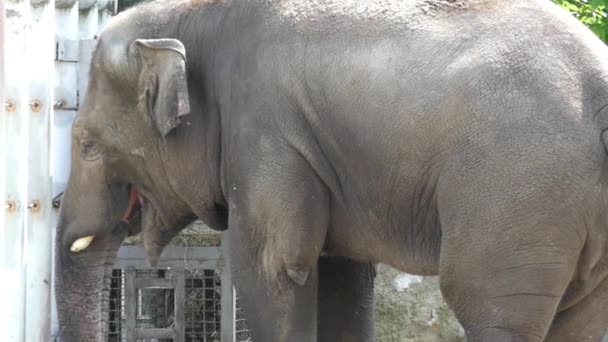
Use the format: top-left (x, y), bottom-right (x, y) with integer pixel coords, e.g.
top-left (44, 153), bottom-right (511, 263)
top-left (124, 268), bottom-right (136, 342)
top-left (174, 268), bottom-right (185, 342)
top-left (134, 277), bottom-right (176, 289)
top-left (134, 328), bottom-right (175, 339)
top-left (114, 246), bottom-right (221, 269)
top-left (0, 1), bottom-right (30, 340)
top-left (114, 257), bottom-right (220, 270)
top-left (24, 1), bottom-right (55, 340)
top-left (220, 234), bottom-right (235, 342)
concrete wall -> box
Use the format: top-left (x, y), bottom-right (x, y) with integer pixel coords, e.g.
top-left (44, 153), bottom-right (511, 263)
top-left (375, 265), bottom-right (464, 342)
top-left (375, 265), bottom-right (608, 342)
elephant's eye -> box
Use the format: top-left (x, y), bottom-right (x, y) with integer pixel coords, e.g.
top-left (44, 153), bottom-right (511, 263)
top-left (80, 139), bottom-right (103, 162)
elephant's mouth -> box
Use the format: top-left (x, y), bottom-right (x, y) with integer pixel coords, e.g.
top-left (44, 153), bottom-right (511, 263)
top-left (121, 185), bottom-right (144, 225)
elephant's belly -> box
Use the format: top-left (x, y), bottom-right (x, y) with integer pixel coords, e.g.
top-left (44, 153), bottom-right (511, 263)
top-left (324, 209), bottom-right (442, 276)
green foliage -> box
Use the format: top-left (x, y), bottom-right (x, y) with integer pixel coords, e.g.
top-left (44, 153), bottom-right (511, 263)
top-left (553, 0), bottom-right (608, 43)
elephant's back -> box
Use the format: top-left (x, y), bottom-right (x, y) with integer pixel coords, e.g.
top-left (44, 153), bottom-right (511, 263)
top-left (262, 0), bottom-right (503, 36)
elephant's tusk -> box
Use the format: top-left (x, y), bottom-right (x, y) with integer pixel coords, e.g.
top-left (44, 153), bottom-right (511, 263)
top-left (70, 235), bottom-right (95, 253)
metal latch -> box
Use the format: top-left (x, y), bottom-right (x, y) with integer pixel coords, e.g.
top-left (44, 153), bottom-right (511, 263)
top-left (52, 192), bottom-right (64, 209)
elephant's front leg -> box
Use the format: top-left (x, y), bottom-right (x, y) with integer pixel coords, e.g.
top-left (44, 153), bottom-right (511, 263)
top-left (226, 145), bottom-right (330, 342)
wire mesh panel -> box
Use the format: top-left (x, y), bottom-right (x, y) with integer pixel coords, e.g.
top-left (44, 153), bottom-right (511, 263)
top-left (185, 269), bottom-right (222, 342)
top-left (106, 267), bottom-right (222, 341)
top-left (234, 296), bottom-right (252, 342)
top-left (52, 246), bottom-right (229, 341)
top-left (108, 269), bottom-right (125, 342)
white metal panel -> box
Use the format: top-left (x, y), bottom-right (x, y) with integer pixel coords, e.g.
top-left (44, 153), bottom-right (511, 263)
top-left (0, 0), bottom-right (5, 270)
top-left (52, 4), bottom-right (79, 195)
top-left (0, 0), bottom-right (7, 338)
top-left (24, 1), bottom-right (55, 340)
top-left (55, 0), bottom-right (77, 9)
top-left (0, 1), bottom-right (30, 341)
top-left (79, 0), bottom-right (99, 11)
top-left (78, 39), bottom-right (98, 106)
top-left (97, 0), bottom-right (110, 11)
top-left (78, 0), bottom-right (100, 112)
top-left (79, 2), bottom-right (99, 40)
top-left (1, 0), bottom-right (121, 340)
top-left (97, 3), bottom-right (113, 35)
top-left (0, 0), bottom-right (5, 256)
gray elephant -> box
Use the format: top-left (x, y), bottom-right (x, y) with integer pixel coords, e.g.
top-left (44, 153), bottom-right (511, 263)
top-left (55, 0), bottom-right (608, 341)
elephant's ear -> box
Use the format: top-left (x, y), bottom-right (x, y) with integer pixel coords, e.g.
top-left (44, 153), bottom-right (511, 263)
top-left (134, 38), bottom-right (191, 136)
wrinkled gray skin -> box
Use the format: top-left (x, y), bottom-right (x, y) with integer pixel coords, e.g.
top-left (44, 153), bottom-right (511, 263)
top-left (55, 0), bottom-right (608, 341)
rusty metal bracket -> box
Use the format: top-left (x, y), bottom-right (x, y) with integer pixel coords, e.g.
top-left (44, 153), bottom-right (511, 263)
top-left (5, 200), bottom-right (17, 213)
top-left (29, 100), bottom-right (43, 112)
top-left (27, 200), bottom-right (41, 212)
top-left (5, 100), bottom-right (16, 112)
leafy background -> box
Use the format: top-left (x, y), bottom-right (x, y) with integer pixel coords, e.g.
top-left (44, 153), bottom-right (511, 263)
top-left (554, 0), bottom-right (608, 42)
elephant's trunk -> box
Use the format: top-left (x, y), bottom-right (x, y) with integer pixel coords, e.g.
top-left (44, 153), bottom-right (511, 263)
top-left (55, 217), bottom-right (129, 342)
top-left (55, 261), bottom-right (109, 341)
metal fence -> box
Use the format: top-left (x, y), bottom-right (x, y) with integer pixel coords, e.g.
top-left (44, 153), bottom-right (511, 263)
top-left (49, 245), bottom-right (252, 342)
top-left (106, 266), bottom-right (221, 341)
top-left (109, 246), bottom-right (225, 342)
top-left (1, 1), bottom-right (250, 341)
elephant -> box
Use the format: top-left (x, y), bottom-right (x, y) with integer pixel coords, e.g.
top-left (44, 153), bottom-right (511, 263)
top-left (54, 0), bottom-right (608, 341)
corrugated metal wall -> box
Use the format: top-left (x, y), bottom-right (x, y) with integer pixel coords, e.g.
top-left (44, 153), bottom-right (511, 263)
top-left (0, 1), bottom-right (116, 341)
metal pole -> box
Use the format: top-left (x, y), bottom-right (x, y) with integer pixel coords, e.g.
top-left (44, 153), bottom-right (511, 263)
top-left (220, 234), bottom-right (236, 342)
top-left (0, 1), bottom-right (31, 340)
top-left (24, 0), bottom-right (55, 340)
top-left (50, 0), bottom-right (79, 338)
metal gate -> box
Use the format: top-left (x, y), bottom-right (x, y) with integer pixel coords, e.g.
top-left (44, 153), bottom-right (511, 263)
top-left (109, 246), bottom-right (224, 342)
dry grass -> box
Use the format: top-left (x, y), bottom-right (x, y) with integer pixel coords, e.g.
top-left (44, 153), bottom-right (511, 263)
top-left (123, 221), bottom-right (222, 247)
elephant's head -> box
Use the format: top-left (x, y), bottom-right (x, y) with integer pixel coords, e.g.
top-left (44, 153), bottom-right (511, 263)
top-left (55, 12), bottom-right (227, 341)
